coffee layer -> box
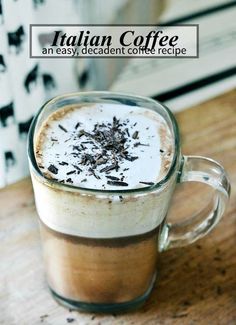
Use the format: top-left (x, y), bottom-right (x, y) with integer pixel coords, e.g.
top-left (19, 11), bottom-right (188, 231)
top-left (35, 103), bottom-right (173, 190)
top-left (40, 220), bottom-right (159, 304)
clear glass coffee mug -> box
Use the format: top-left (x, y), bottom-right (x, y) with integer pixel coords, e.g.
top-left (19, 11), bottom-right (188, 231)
top-left (27, 92), bottom-right (230, 313)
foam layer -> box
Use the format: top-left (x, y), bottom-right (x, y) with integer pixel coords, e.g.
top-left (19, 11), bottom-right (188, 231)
top-left (35, 103), bottom-right (173, 190)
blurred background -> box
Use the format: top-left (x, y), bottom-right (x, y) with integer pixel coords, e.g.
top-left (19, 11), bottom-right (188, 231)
top-left (0, 0), bottom-right (235, 188)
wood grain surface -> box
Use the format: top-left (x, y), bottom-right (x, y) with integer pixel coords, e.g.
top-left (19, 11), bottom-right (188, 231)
top-left (1, 90), bottom-right (236, 325)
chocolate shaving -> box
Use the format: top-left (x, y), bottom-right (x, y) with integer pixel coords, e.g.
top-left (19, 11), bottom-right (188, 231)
top-left (113, 116), bottom-right (118, 127)
top-left (107, 180), bottom-right (128, 186)
top-left (80, 144), bottom-right (87, 150)
top-left (89, 168), bottom-right (100, 179)
top-left (139, 181), bottom-right (154, 186)
top-left (66, 178), bottom-right (73, 183)
top-left (81, 178), bottom-right (87, 183)
top-left (59, 161), bottom-right (69, 166)
top-left (124, 156), bottom-right (138, 162)
top-left (125, 128), bottom-right (130, 137)
top-left (78, 130), bottom-right (85, 137)
top-left (48, 164), bottom-right (58, 174)
top-left (134, 142), bottom-right (149, 147)
top-left (82, 141), bottom-right (94, 144)
top-left (106, 175), bottom-right (120, 181)
top-left (132, 131), bottom-right (139, 139)
top-left (58, 124), bottom-right (68, 132)
top-left (73, 145), bottom-right (81, 152)
top-left (75, 122), bottom-right (81, 129)
top-left (100, 164), bottom-right (117, 173)
top-left (67, 170), bottom-right (76, 175)
top-left (160, 149), bottom-right (164, 153)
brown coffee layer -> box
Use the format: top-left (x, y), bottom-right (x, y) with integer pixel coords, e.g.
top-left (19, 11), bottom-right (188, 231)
top-left (40, 221), bottom-right (160, 303)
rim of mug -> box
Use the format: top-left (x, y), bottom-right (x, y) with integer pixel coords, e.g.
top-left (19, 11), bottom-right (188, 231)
top-left (27, 91), bottom-right (180, 195)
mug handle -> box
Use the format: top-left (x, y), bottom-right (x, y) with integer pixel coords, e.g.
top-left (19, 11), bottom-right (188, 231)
top-left (159, 155), bottom-right (231, 251)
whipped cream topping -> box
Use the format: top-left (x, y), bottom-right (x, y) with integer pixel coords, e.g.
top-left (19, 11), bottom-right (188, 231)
top-left (35, 103), bottom-right (173, 190)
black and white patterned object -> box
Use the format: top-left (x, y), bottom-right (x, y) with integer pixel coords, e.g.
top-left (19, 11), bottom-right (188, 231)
top-left (0, 0), bottom-right (84, 188)
top-left (0, 102), bottom-right (14, 127)
top-left (24, 64), bottom-right (39, 93)
top-left (8, 25), bottom-right (25, 54)
top-left (0, 54), bottom-right (6, 72)
top-left (0, 0), bottom-right (3, 25)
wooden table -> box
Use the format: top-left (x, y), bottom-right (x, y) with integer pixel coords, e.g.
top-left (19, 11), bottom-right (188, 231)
top-left (1, 90), bottom-right (236, 325)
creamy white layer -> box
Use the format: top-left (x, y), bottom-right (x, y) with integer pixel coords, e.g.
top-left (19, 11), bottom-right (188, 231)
top-left (32, 173), bottom-right (176, 238)
top-left (35, 103), bottom-right (173, 190)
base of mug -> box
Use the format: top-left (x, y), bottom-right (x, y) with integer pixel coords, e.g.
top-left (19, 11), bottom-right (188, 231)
top-left (49, 273), bottom-right (156, 313)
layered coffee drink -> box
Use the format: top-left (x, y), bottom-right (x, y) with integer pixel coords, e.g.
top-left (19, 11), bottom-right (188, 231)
top-left (33, 102), bottom-right (175, 308)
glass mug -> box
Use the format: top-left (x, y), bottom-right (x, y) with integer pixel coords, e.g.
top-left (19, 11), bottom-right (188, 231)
top-left (27, 92), bottom-right (230, 313)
